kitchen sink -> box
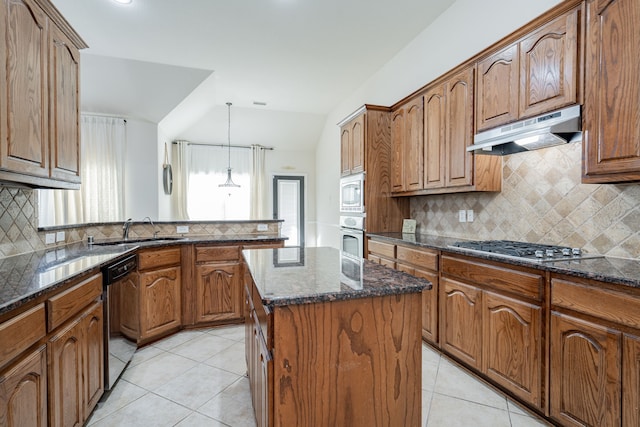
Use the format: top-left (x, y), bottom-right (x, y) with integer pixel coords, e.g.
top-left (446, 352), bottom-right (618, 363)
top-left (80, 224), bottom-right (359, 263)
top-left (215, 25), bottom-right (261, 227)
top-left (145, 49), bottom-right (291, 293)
top-left (92, 236), bottom-right (187, 246)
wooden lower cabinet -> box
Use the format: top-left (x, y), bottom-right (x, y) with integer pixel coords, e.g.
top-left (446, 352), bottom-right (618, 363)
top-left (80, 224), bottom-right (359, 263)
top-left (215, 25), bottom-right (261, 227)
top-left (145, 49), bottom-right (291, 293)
top-left (550, 312), bottom-right (621, 426)
top-left (139, 266), bottom-right (181, 342)
top-left (623, 334), bottom-right (640, 427)
top-left (440, 277), bottom-right (482, 369)
top-left (483, 291), bottom-right (542, 408)
top-left (195, 262), bottom-right (242, 323)
top-left (0, 345), bottom-right (47, 427)
top-left (48, 301), bottom-right (103, 427)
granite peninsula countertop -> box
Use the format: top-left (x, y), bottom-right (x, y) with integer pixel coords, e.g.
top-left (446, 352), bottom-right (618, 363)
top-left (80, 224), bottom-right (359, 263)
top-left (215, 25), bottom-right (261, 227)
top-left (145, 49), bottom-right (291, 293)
top-left (368, 232), bottom-right (640, 290)
top-left (243, 246), bottom-right (430, 307)
top-left (0, 234), bottom-right (286, 316)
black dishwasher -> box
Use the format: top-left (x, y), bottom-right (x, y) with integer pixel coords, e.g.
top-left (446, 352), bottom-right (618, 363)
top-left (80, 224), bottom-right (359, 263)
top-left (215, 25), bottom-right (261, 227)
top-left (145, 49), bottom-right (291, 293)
top-left (102, 254), bottom-right (138, 391)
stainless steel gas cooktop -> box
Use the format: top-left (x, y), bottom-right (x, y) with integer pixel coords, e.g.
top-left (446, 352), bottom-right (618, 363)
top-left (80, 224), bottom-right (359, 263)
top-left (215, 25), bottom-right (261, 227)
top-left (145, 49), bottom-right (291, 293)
top-left (450, 240), bottom-right (602, 263)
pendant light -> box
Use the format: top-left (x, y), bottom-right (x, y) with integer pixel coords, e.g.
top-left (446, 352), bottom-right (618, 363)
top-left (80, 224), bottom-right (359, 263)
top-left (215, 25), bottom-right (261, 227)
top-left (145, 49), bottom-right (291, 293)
top-left (219, 102), bottom-right (240, 188)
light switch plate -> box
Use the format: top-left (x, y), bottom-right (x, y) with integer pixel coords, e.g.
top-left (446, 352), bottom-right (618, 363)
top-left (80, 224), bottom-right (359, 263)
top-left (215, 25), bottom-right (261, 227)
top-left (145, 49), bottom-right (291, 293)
top-left (176, 225), bottom-right (189, 234)
top-left (45, 233), bottom-right (55, 244)
top-left (257, 224), bottom-right (269, 232)
top-left (458, 210), bottom-right (467, 223)
top-left (56, 231), bottom-right (65, 242)
top-left (467, 209), bottom-right (474, 222)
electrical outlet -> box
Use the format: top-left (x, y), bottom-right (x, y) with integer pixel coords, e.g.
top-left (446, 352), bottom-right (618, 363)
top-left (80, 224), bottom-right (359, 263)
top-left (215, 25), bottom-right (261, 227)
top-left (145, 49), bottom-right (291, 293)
top-left (45, 233), bottom-right (55, 244)
top-left (458, 209), bottom-right (467, 223)
top-left (467, 209), bottom-right (474, 223)
top-left (56, 231), bottom-right (65, 242)
top-left (176, 225), bottom-right (189, 234)
top-left (257, 224), bottom-right (268, 232)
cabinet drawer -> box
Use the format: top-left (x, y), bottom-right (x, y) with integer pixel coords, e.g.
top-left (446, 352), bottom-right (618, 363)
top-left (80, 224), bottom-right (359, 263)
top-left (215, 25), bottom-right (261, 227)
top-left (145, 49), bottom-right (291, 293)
top-left (441, 255), bottom-right (543, 301)
top-left (138, 247), bottom-right (181, 270)
top-left (196, 245), bottom-right (240, 263)
top-left (397, 246), bottom-right (437, 271)
top-left (368, 240), bottom-right (396, 259)
top-left (0, 304), bottom-right (46, 368)
top-left (47, 273), bottom-right (102, 331)
top-left (552, 277), bottom-right (640, 330)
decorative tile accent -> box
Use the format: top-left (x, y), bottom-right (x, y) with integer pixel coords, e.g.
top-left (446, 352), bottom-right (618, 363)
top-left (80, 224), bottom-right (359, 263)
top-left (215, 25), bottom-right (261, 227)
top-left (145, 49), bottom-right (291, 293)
top-left (411, 141), bottom-right (640, 259)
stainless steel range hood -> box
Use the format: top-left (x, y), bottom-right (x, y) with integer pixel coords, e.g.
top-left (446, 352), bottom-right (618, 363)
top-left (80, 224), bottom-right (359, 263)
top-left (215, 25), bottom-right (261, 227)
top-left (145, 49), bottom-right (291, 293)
top-left (468, 105), bottom-right (581, 155)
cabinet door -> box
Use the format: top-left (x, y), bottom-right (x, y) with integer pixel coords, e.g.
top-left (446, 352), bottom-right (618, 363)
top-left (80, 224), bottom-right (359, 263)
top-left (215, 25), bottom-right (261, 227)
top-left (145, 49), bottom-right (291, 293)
top-left (349, 114), bottom-right (365, 175)
top-left (440, 277), bottom-right (482, 369)
top-left (390, 108), bottom-right (405, 192)
top-left (404, 97), bottom-right (424, 191)
top-left (550, 312), bottom-right (621, 427)
top-left (49, 24), bottom-right (81, 183)
top-left (118, 272), bottom-right (140, 340)
top-left (445, 67), bottom-right (474, 188)
top-left (476, 44), bottom-right (519, 131)
top-left (195, 262), bottom-right (242, 323)
top-left (483, 292), bottom-right (542, 409)
top-left (623, 334), bottom-right (640, 427)
top-left (583, 0), bottom-right (640, 182)
top-left (139, 266), bottom-right (181, 341)
top-left (340, 127), bottom-right (351, 176)
top-left (0, 0), bottom-right (49, 177)
top-left (82, 302), bottom-right (103, 417)
top-left (415, 268), bottom-right (438, 344)
top-left (423, 84), bottom-right (446, 189)
top-left (519, 7), bottom-right (579, 119)
top-left (48, 317), bottom-right (84, 427)
top-left (0, 345), bottom-right (47, 427)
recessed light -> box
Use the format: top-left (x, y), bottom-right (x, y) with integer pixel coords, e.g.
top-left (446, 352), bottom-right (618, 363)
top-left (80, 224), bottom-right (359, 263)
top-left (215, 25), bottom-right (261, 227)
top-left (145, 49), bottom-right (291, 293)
top-left (112, 0), bottom-right (132, 4)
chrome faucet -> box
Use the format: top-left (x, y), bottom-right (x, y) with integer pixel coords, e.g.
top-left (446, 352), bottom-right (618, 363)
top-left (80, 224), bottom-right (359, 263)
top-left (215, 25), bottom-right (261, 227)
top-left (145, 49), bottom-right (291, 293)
top-left (122, 218), bottom-right (133, 240)
top-left (142, 216), bottom-right (159, 238)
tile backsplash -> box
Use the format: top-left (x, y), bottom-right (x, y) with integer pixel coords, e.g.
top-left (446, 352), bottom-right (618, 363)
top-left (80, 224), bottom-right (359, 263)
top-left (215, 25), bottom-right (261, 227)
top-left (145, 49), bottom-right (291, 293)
top-left (411, 141), bottom-right (640, 259)
top-left (0, 187), bottom-right (280, 258)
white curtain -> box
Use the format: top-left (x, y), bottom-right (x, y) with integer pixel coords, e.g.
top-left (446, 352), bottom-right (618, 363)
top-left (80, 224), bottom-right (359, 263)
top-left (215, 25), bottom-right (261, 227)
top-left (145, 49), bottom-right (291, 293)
top-left (172, 141), bottom-right (190, 220)
top-left (250, 145), bottom-right (268, 220)
top-left (185, 145), bottom-right (251, 220)
top-left (39, 115), bottom-right (126, 226)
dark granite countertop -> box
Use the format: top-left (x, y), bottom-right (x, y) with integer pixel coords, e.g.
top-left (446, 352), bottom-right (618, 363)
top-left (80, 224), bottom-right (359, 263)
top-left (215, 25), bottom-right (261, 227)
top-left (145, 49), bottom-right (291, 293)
top-left (243, 246), bottom-right (430, 308)
top-left (0, 234), bottom-right (287, 316)
top-left (368, 232), bottom-right (640, 290)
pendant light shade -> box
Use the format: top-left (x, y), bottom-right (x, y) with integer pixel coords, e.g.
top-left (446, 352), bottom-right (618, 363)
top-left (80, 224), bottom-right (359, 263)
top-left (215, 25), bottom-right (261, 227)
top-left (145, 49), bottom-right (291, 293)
top-left (219, 102), bottom-right (240, 188)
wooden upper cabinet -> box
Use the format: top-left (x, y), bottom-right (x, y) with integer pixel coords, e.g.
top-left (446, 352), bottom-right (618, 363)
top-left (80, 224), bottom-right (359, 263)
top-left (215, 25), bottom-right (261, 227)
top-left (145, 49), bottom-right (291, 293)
top-left (519, 7), bottom-right (579, 118)
top-left (477, 5), bottom-right (581, 132)
top-left (476, 44), bottom-right (519, 132)
top-left (339, 114), bottom-right (364, 176)
top-left (0, 0), bottom-right (85, 188)
top-left (390, 108), bottom-right (405, 192)
top-left (391, 97), bottom-right (423, 193)
top-left (423, 85), bottom-right (446, 189)
top-left (583, 0), bottom-right (640, 183)
top-left (49, 24), bottom-right (81, 183)
top-left (445, 67), bottom-right (474, 188)
top-left (404, 97), bottom-right (424, 191)
top-left (0, 0), bottom-right (50, 178)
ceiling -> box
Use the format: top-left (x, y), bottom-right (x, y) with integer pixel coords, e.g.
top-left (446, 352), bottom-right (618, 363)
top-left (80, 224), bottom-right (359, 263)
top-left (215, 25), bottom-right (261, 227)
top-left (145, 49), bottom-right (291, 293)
top-left (51, 0), bottom-right (457, 150)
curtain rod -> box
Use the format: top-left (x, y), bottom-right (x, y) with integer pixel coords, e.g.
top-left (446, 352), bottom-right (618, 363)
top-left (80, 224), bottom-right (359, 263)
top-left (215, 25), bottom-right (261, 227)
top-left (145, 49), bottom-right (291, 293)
top-left (172, 141), bottom-right (274, 150)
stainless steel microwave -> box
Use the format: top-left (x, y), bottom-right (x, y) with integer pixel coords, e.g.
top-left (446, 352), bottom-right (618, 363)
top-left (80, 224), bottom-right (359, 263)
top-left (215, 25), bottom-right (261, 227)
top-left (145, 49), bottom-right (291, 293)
top-left (339, 172), bottom-right (365, 213)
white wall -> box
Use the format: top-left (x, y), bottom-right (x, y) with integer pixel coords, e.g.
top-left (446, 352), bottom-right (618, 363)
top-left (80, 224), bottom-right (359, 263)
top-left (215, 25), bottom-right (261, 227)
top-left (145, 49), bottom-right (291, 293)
top-left (157, 126), bottom-right (173, 220)
top-left (124, 118), bottom-right (160, 220)
top-left (265, 149), bottom-right (317, 246)
top-left (314, 0), bottom-right (563, 249)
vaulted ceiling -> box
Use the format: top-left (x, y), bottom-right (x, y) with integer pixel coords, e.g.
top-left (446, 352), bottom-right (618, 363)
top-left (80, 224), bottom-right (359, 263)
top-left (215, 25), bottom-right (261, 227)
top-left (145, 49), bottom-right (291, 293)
top-left (52, 0), bottom-right (457, 150)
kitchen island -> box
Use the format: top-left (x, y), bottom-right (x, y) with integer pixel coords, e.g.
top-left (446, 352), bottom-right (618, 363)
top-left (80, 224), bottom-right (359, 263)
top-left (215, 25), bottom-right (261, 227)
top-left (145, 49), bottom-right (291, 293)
top-left (242, 246), bottom-right (430, 427)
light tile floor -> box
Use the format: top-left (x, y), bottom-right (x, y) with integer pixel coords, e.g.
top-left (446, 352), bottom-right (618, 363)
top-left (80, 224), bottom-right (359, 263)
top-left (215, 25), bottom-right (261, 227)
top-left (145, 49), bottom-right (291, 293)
top-left (88, 325), bottom-right (552, 426)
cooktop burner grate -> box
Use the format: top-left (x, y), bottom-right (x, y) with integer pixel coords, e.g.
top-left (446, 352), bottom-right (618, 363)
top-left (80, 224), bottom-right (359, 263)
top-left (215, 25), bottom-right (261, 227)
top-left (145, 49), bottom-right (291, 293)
top-left (450, 240), bottom-right (601, 262)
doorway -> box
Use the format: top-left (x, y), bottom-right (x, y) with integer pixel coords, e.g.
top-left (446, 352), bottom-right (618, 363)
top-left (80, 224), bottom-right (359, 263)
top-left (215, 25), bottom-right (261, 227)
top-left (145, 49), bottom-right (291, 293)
top-left (273, 175), bottom-right (305, 247)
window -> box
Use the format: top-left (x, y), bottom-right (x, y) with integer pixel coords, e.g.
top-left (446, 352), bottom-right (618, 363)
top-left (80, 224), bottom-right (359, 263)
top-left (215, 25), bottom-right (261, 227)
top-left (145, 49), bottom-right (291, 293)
top-left (38, 115), bottom-right (126, 226)
top-left (185, 145), bottom-right (251, 220)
